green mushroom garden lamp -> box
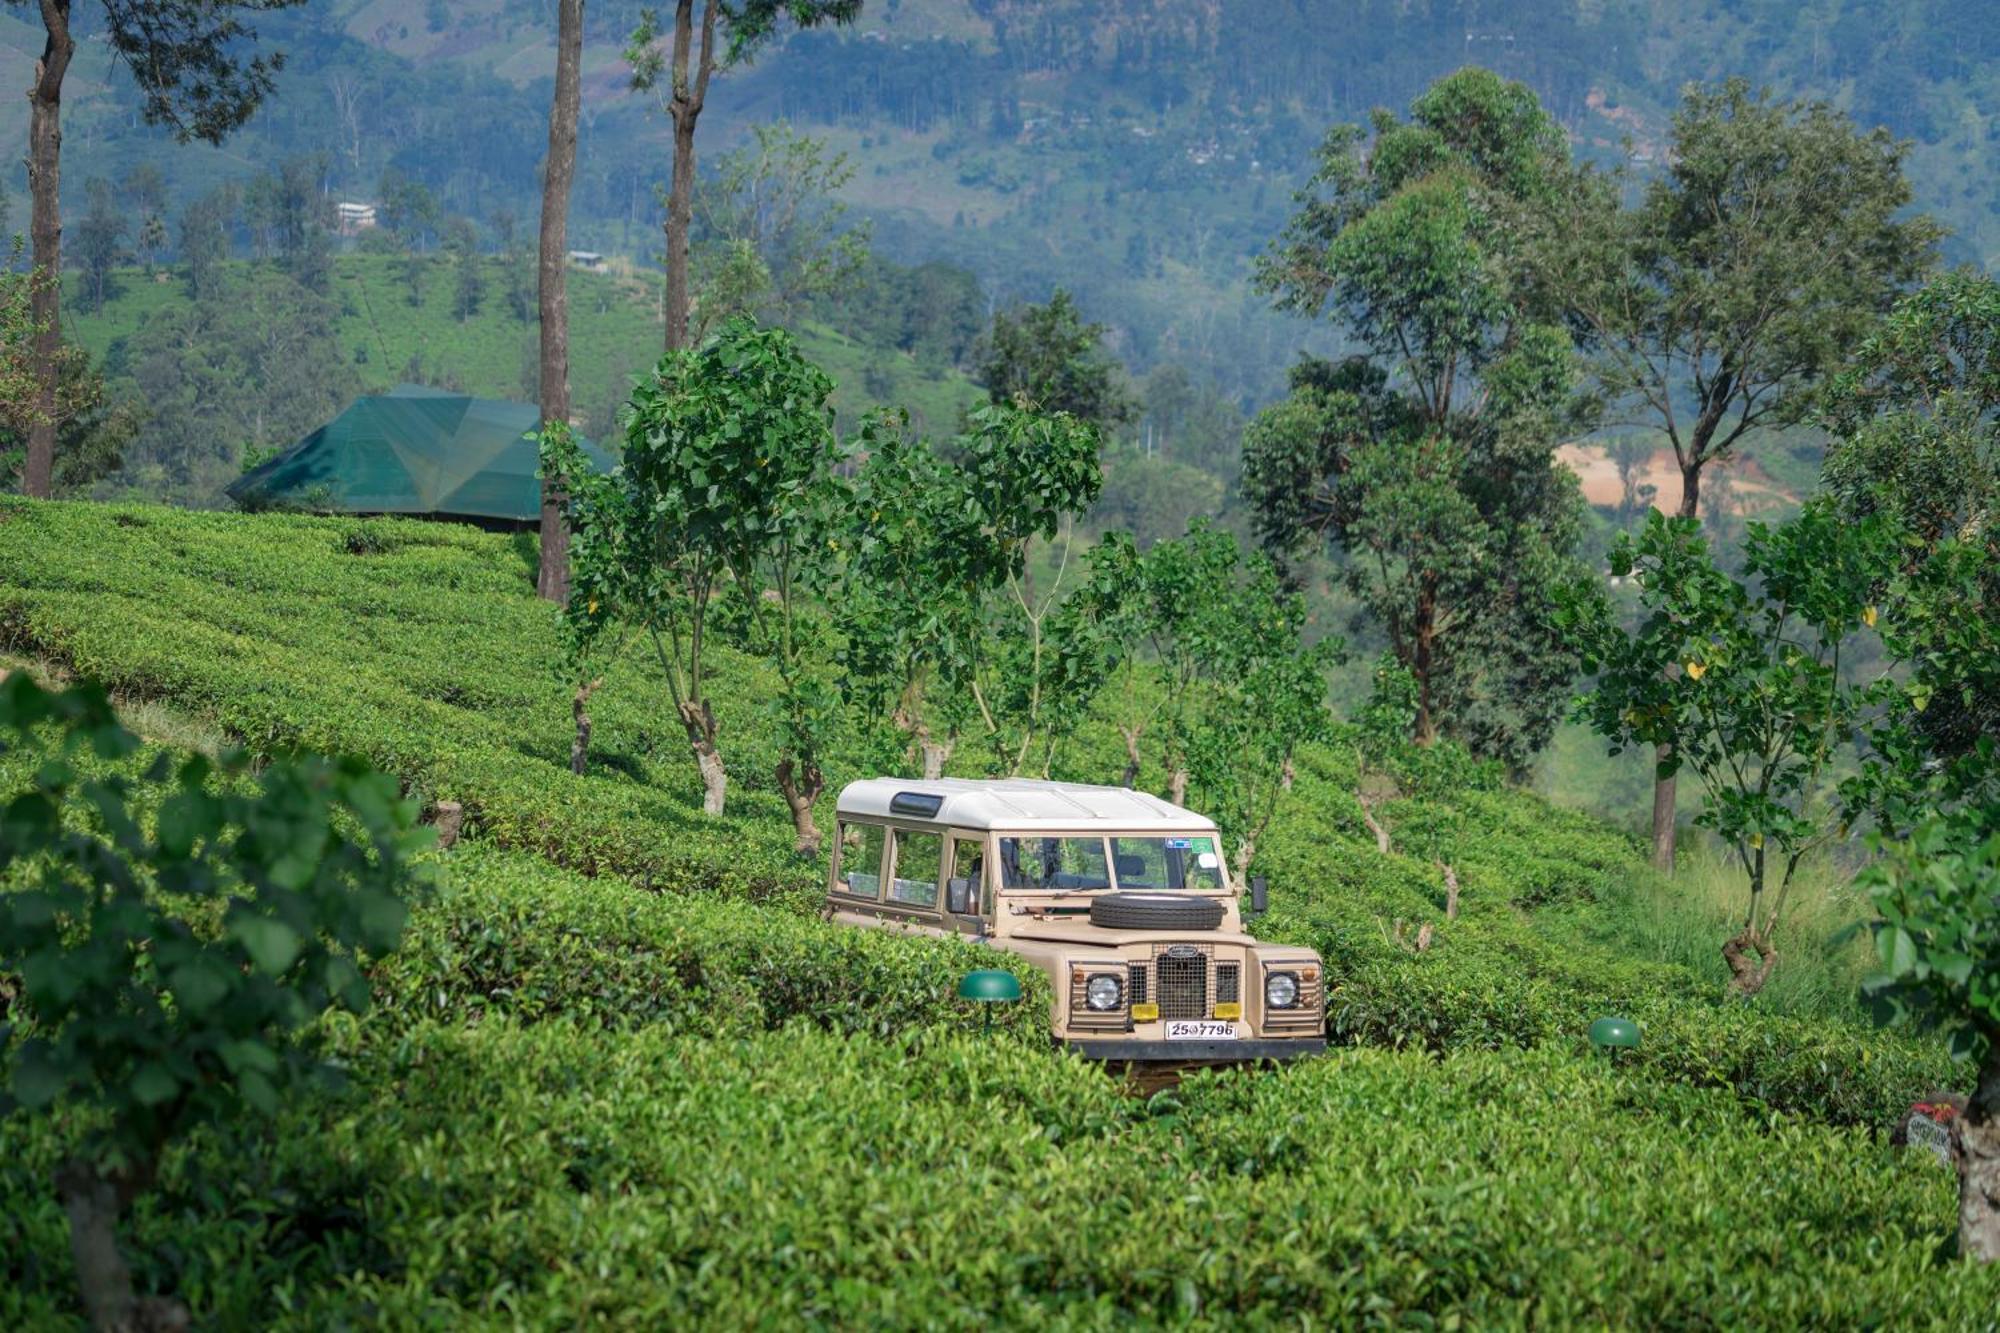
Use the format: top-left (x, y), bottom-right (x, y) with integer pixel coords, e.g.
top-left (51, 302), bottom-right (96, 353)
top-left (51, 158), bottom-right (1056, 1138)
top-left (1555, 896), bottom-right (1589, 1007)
top-left (959, 968), bottom-right (1022, 1032)
top-left (1588, 1015), bottom-right (1640, 1062)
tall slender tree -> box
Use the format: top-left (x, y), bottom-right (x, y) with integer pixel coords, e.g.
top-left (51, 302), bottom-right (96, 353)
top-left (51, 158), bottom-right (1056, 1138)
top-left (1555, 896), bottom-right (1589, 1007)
top-left (11, 0), bottom-right (301, 497)
top-left (1550, 78), bottom-right (1941, 870)
top-left (625, 0), bottom-right (861, 352)
top-left (537, 0), bottom-right (585, 602)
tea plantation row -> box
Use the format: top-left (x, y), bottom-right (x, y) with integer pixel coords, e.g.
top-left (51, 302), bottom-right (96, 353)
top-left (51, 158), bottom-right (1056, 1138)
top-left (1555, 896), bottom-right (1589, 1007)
top-left (3, 498), bottom-right (1990, 1325)
top-left (0, 499), bottom-right (1965, 1125)
top-left (6, 850), bottom-right (1994, 1326)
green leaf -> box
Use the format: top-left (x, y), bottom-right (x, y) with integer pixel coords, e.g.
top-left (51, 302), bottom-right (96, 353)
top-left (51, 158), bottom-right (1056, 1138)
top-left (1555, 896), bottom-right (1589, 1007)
top-left (12, 1050), bottom-right (66, 1109)
top-left (1887, 928), bottom-right (1918, 977)
top-left (219, 1039), bottom-right (280, 1076)
top-left (169, 959), bottom-right (232, 1016)
top-left (232, 916), bottom-right (302, 975)
top-left (157, 791), bottom-right (205, 859)
top-left (237, 1069), bottom-right (279, 1115)
top-left (131, 1062), bottom-right (179, 1106)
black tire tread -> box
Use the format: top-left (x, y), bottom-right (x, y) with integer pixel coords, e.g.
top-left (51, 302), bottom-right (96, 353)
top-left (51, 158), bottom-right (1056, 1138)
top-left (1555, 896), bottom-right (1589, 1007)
top-left (1088, 892), bottom-right (1225, 931)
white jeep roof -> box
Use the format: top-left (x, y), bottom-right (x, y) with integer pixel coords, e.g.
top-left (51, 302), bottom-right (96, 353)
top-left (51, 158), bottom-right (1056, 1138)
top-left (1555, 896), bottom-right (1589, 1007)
top-left (834, 777), bottom-right (1218, 834)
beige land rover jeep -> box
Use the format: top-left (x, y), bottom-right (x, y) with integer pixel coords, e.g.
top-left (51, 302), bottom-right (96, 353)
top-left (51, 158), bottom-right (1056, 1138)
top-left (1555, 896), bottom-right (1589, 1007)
top-left (826, 777), bottom-right (1327, 1064)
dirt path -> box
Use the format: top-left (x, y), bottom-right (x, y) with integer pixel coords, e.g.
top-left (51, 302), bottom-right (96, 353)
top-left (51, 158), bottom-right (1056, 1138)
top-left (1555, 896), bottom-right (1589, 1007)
top-left (1555, 443), bottom-right (1792, 515)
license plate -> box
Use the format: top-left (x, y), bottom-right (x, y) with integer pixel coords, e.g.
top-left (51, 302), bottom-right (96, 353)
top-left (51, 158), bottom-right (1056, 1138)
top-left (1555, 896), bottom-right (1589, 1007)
top-left (1166, 1020), bottom-right (1238, 1040)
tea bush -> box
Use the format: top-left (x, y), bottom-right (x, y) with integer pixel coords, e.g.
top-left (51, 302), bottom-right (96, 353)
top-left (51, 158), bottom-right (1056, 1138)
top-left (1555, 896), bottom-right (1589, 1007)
top-left (0, 498), bottom-right (1967, 1135)
top-left (375, 846), bottom-right (1051, 1041)
top-left (5, 1021), bottom-right (1996, 1328)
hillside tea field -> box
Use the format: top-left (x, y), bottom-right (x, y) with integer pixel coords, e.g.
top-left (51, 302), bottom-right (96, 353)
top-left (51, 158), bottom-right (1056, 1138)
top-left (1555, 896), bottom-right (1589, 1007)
top-left (3, 498), bottom-right (1996, 1326)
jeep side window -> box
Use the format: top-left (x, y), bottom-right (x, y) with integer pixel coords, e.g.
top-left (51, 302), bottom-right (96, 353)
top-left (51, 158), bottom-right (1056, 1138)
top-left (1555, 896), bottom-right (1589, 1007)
top-left (998, 836), bottom-right (1110, 890)
top-left (887, 829), bottom-right (942, 908)
top-left (840, 822), bottom-right (886, 899)
top-left (948, 837), bottom-right (988, 916)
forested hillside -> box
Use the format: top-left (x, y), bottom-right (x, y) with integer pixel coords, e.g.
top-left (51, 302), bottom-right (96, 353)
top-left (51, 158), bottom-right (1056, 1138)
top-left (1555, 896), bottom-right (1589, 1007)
top-left (59, 255), bottom-right (982, 504)
top-left (4, 0), bottom-right (1994, 406)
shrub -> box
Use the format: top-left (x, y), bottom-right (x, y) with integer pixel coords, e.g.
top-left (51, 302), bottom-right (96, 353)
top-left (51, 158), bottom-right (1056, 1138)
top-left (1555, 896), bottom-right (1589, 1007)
top-left (5, 1025), bottom-right (1996, 1327)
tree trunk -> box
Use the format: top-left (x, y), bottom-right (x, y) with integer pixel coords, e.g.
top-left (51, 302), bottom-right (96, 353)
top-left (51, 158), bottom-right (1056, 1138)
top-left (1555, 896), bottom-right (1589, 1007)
top-left (776, 755), bottom-right (826, 857)
top-left (919, 735), bottom-right (951, 781)
top-left (1412, 589), bottom-right (1438, 746)
top-left (1435, 860), bottom-right (1459, 919)
top-left (430, 800), bottom-right (464, 849)
top-left (20, 2), bottom-right (75, 499)
top-left (1961, 1038), bottom-right (2000, 1263)
top-left (1119, 724), bottom-right (1142, 788)
top-left (56, 1159), bottom-right (187, 1333)
top-left (1721, 924), bottom-right (1777, 996)
top-left (1167, 767), bottom-right (1189, 806)
top-left (570, 676), bottom-right (601, 775)
top-left (662, 0), bottom-right (715, 353)
top-left (1651, 464), bottom-right (1706, 872)
top-left (1358, 791), bottom-right (1392, 856)
top-left (678, 697), bottom-right (725, 815)
top-left (1648, 748), bottom-right (1677, 870)
top-left (535, 0), bottom-right (585, 602)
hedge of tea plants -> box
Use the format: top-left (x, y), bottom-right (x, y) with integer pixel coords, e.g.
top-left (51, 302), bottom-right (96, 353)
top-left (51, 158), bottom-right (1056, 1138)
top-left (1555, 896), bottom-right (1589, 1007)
top-left (5, 1003), bottom-right (1996, 1327)
top-left (0, 498), bottom-right (1970, 1128)
top-left (1, 513), bottom-right (1994, 1328)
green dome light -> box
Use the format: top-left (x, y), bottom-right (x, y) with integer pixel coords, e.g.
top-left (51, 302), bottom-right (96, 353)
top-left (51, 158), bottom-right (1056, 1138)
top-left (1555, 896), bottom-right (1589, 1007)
top-left (959, 969), bottom-right (1023, 1003)
top-left (959, 968), bottom-right (1022, 1032)
top-left (1589, 1016), bottom-right (1641, 1056)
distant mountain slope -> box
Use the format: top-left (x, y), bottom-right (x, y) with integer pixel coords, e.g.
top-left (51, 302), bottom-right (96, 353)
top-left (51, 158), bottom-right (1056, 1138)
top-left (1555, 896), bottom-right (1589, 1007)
top-left (5, 2), bottom-right (1992, 405)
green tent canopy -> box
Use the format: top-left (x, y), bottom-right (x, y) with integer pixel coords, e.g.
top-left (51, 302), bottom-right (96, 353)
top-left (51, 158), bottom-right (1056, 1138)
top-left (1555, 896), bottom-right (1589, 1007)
top-left (227, 385), bottom-right (612, 524)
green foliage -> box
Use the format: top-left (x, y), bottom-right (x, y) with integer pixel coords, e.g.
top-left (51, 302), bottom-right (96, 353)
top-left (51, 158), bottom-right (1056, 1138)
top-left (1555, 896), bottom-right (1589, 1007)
top-left (956, 403), bottom-right (1107, 774)
top-left (1821, 271), bottom-right (2000, 835)
top-left (1863, 810), bottom-right (2000, 1068)
top-left (555, 317), bottom-right (846, 821)
top-left (0, 496), bottom-right (1976, 1288)
top-left (91, 0), bottom-right (305, 146)
top-left (836, 416), bottom-right (987, 773)
top-left (692, 121), bottom-right (871, 336)
top-left (1081, 519), bottom-right (1340, 869)
top-left (1249, 70), bottom-right (1599, 768)
top-left (1553, 77), bottom-right (1942, 514)
top-left (0, 500), bottom-right (820, 902)
top-left (0, 673), bottom-right (431, 1140)
top-left (113, 264), bottom-right (359, 505)
top-left (1563, 507), bottom-right (1896, 991)
top-left (973, 287), bottom-right (1135, 427)
top-left (374, 846), bottom-right (1050, 1041)
top-left (9, 1015), bottom-right (1998, 1328)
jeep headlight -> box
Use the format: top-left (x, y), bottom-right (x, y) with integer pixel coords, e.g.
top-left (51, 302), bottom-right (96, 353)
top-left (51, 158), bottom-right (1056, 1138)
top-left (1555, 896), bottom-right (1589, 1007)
top-left (1265, 970), bottom-right (1300, 1010)
top-left (1085, 974), bottom-right (1124, 1011)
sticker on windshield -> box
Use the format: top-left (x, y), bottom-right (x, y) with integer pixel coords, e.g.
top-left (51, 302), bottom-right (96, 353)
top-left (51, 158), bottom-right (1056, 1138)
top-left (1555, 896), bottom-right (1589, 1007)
top-left (1196, 852), bottom-right (1219, 869)
top-left (1164, 838), bottom-right (1191, 849)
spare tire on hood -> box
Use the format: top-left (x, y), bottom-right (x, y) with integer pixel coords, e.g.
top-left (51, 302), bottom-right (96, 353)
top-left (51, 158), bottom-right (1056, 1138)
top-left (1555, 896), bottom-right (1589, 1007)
top-left (1088, 892), bottom-right (1225, 931)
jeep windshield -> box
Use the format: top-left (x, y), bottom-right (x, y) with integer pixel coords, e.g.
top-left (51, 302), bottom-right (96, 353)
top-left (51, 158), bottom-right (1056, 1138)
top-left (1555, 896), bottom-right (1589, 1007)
top-left (998, 834), bottom-right (1226, 893)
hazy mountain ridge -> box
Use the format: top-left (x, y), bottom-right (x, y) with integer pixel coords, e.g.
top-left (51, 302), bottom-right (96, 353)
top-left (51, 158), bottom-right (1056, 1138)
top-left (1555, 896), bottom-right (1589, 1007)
top-left (1, 0), bottom-right (1992, 404)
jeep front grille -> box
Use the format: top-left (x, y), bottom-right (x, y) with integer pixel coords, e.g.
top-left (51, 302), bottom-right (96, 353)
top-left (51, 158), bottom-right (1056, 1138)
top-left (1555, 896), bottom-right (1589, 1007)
top-left (1127, 963), bottom-right (1147, 1006)
top-left (1216, 963), bottom-right (1240, 1005)
top-left (1155, 948), bottom-right (1209, 1020)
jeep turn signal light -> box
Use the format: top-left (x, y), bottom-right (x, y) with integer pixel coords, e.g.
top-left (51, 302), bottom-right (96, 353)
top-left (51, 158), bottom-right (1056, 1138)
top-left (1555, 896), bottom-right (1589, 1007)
top-left (1213, 1002), bottom-right (1242, 1020)
top-left (1131, 1003), bottom-right (1159, 1021)
top-left (1301, 967), bottom-right (1319, 982)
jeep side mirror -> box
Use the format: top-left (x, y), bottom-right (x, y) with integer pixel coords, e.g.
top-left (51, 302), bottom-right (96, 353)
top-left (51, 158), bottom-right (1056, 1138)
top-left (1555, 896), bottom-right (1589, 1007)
top-left (946, 876), bottom-right (974, 915)
top-left (1249, 875), bottom-right (1269, 915)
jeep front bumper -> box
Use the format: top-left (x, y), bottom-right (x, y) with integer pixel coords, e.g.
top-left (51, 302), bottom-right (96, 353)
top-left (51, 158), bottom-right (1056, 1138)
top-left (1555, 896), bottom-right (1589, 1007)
top-left (1061, 1037), bottom-right (1326, 1063)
